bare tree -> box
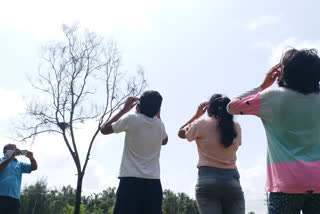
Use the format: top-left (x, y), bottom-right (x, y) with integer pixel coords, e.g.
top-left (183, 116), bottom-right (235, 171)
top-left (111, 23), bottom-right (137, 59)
top-left (17, 24), bottom-right (146, 214)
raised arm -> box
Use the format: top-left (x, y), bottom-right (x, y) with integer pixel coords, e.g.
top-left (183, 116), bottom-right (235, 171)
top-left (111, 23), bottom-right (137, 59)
top-left (100, 97), bottom-right (139, 135)
top-left (227, 64), bottom-right (281, 115)
top-left (26, 151), bottom-right (37, 171)
top-left (178, 102), bottom-right (208, 139)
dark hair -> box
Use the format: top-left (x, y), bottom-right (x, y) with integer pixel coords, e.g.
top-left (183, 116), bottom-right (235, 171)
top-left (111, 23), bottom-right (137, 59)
top-left (207, 94), bottom-right (237, 147)
top-left (139, 90), bottom-right (163, 118)
top-left (3, 144), bottom-right (15, 155)
top-left (278, 48), bottom-right (320, 94)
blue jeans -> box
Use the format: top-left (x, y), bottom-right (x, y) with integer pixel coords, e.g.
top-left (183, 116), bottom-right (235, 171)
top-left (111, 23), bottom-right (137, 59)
top-left (195, 166), bottom-right (245, 214)
top-left (113, 177), bottom-right (163, 214)
top-left (268, 192), bottom-right (320, 214)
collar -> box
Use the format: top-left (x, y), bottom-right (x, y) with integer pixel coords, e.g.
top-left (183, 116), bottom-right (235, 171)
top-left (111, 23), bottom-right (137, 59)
top-left (2, 155), bottom-right (17, 161)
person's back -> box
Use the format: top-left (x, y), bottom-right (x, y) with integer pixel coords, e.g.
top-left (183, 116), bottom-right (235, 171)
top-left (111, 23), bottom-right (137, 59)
top-left (115, 113), bottom-right (165, 179)
top-left (100, 91), bottom-right (167, 214)
top-left (185, 116), bottom-right (241, 169)
top-left (228, 48), bottom-right (320, 214)
top-left (257, 87), bottom-right (320, 193)
top-left (178, 94), bottom-right (245, 214)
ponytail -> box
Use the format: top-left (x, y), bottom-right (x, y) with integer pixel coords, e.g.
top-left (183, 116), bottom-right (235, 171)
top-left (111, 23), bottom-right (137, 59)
top-left (207, 94), bottom-right (237, 147)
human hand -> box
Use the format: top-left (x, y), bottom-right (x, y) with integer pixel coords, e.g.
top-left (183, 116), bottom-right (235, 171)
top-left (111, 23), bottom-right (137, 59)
top-left (195, 102), bottom-right (208, 118)
top-left (25, 151), bottom-right (34, 160)
top-left (122, 97), bottom-right (139, 114)
top-left (260, 64), bottom-right (281, 90)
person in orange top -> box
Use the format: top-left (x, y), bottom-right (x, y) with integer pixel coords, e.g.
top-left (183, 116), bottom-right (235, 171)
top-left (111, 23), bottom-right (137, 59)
top-left (178, 94), bottom-right (244, 214)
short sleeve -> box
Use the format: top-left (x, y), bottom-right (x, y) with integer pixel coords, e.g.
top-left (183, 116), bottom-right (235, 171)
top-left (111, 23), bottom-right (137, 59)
top-left (185, 119), bottom-right (201, 142)
top-left (20, 162), bottom-right (31, 174)
top-left (112, 114), bottom-right (133, 133)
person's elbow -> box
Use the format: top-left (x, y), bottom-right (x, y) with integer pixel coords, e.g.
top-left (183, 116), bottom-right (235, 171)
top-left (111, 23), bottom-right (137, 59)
top-left (31, 162), bottom-right (38, 172)
top-left (226, 101), bottom-right (237, 115)
top-left (31, 165), bottom-right (37, 171)
top-left (100, 125), bottom-right (114, 135)
top-left (178, 129), bottom-right (186, 139)
top-left (162, 136), bottom-right (168, 145)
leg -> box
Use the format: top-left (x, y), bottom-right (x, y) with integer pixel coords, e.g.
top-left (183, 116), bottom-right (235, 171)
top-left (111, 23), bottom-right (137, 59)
top-left (143, 179), bottom-right (163, 214)
top-left (302, 193), bottom-right (320, 214)
top-left (268, 192), bottom-right (303, 214)
top-left (113, 178), bottom-right (144, 214)
top-left (9, 206), bottom-right (19, 214)
top-left (221, 178), bottom-right (245, 214)
top-left (195, 180), bottom-right (223, 214)
top-left (0, 196), bottom-right (8, 214)
top-left (0, 196), bottom-right (20, 214)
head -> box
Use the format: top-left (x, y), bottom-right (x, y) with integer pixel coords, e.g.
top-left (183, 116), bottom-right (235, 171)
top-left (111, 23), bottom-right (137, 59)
top-left (207, 94), bottom-right (237, 147)
top-left (3, 144), bottom-right (16, 155)
top-left (137, 90), bottom-right (163, 118)
top-left (278, 48), bottom-right (320, 94)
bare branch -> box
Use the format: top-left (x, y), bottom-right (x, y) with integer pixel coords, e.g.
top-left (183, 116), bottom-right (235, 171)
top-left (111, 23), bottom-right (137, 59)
top-left (17, 24), bottom-right (147, 214)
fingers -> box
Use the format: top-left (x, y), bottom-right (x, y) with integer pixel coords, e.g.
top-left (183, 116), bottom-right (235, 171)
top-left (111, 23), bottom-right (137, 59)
top-left (268, 64), bottom-right (280, 73)
top-left (196, 102), bottom-right (208, 116)
top-left (126, 97), bottom-right (139, 105)
top-left (26, 151), bottom-right (33, 158)
top-left (123, 97), bottom-right (139, 112)
top-left (271, 71), bottom-right (280, 79)
top-left (199, 102), bottom-right (208, 109)
top-left (271, 63), bottom-right (281, 71)
top-left (267, 64), bottom-right (281, 79)
top-left (127, 97), bottom-right (139, 102)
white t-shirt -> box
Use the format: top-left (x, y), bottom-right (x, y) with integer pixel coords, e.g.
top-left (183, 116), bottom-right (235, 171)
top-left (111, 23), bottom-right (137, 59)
top-left (112, 113), bottom-right (167, 179)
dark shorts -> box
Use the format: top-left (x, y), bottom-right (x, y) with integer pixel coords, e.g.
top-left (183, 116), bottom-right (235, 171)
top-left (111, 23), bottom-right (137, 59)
top-left (195, 166), bottom-right (245, 214)
top-left (113, 177), bottom-right (163, 214)
top-left (0, 196), bottom-right (20, 214)
top-left (268, 192), bottom-right (320, 214)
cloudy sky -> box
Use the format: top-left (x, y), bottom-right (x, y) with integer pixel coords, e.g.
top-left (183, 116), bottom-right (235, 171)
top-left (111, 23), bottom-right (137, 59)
top-left (1, 0), bottom-right (320, 212)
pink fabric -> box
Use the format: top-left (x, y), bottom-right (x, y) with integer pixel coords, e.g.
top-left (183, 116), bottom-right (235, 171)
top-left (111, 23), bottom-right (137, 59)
top-left (266, 161), bottom-right (320, 193)
top-left (227, 93), bottom-right (261, 116)
top-left (185, 118), bottom-right (242, 169)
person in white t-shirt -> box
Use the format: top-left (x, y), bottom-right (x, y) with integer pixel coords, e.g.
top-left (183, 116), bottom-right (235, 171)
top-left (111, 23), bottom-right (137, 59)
top-left (101, 90), bottom-right (168, 214)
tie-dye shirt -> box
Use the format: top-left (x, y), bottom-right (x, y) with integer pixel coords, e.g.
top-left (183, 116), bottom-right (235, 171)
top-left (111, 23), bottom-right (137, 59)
top-left (227, 87), bottom-right (320, 193)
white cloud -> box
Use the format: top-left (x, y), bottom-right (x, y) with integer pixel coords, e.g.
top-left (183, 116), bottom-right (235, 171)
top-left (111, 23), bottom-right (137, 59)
top-left (82, 159), bottom-right (119, 195)
top-left (270, 38), bottom-right (320, 65)
top-left (255, 38), bottom-right (320, 65)
top-left (238, 156), bottom-right (267, 213)
top-left (0, 0), bottom-right (170, 40)
top-left (248, 15), bottom-right (281, 31)
top-left (0, 88), bottom-right (25, 119)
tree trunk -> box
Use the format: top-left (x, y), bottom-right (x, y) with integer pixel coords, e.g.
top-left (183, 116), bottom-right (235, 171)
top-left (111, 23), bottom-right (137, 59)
top-left (74, 173), bottom-right (83, 214)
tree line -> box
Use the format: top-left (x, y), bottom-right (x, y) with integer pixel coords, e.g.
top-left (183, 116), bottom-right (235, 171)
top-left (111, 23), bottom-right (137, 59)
top-left (19, 180), bottom-right (199, 214)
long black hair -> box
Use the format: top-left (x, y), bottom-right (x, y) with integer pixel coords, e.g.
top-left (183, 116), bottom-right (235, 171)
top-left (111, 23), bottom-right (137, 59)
top-left (278, 48), bottom-right (320, 94)
top-left (207, 94), bottom-right (237, 147)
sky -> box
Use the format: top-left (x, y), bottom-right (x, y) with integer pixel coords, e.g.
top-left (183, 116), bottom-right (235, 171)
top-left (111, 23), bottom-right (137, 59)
top-left (1, 0), bottom-right (320, 213)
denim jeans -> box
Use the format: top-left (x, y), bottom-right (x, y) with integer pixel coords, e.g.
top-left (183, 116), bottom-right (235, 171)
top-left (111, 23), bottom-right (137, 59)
top-left (268, 192), bottom-right (320, 214)
top-left (195, 166), bottom-right (245, 214)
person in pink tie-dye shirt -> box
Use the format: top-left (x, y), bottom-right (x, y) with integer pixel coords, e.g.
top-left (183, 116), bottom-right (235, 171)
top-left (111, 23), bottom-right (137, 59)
top-left (227, 48), bottom-right (320, 214)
